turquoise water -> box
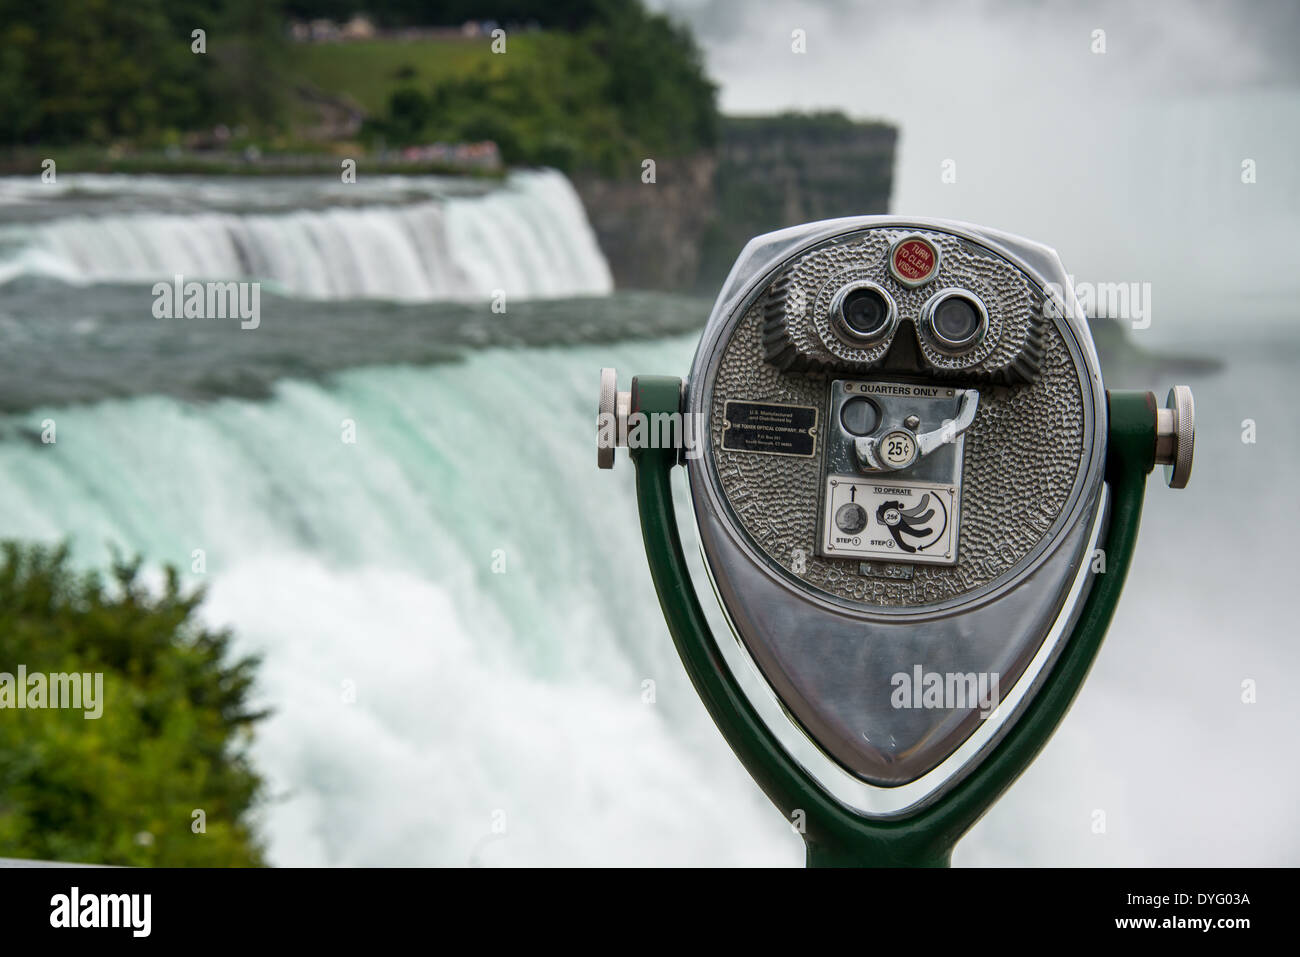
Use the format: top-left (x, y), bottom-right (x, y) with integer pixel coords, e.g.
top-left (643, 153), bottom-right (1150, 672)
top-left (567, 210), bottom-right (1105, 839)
top-left (0, 170), bottom-right (1295, 865)
top-left (0, 338), bottom-right (797, 865)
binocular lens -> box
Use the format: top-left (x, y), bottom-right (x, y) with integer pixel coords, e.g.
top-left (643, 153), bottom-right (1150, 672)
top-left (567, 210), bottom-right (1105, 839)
top-left (925, 292), bottom-right (987, 353)
top-left (833, 285), bottom-right (896, 344)
top-left (935, 298), bottom-right (979, 342)
top-left (843, 289), bottom-right (890, 336)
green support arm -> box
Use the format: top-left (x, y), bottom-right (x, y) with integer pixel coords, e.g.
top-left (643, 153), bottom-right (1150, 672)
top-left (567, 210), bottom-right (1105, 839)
top-left (629, 376), bottom-right (1159, 867)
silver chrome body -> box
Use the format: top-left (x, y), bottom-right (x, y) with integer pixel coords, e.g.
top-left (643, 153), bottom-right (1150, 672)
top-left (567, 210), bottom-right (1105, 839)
top-left (683, 217), bottom-right (1109, 815)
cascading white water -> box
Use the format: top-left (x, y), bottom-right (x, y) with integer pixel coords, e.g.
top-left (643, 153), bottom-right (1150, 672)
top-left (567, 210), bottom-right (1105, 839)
top-left (0, 338), bottom-right (797, 866)
top-left (0, 322), bottom-right (1291, 865)
top-left (0, 169), bottom-right (612, 301)
top-left (1, 50), bottom-right (1295, 862)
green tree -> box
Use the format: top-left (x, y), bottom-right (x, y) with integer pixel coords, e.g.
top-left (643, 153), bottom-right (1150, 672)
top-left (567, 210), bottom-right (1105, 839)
top-left (0, 542), bottom-right (266, 866)
top-left (0, 0), bottom-right (286, 146)
top-left (585, 5), bottom-right (718, 155)
top-left (383, 87), bottom-right (433, 143)
top-left (403, 3), bottom-right (716, 173)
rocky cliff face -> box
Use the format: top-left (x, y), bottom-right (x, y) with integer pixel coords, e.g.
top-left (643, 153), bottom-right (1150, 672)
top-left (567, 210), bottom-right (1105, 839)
top-left (573, 153), bottom-right (718, 292)
top-left (574, 113), bottom-right (897, 293)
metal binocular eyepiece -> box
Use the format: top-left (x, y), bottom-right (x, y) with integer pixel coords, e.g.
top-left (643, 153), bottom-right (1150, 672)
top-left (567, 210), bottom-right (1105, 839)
top-left (597, 217), bottom-right (1194, 866)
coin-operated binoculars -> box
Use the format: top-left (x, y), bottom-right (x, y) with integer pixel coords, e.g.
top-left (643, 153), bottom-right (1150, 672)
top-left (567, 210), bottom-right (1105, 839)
top-left (597, 217), bottom-right (1194, 867)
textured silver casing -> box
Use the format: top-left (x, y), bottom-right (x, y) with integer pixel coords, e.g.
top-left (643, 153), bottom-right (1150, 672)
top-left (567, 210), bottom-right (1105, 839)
top-left (684, 217), bottom-right (1107, 817)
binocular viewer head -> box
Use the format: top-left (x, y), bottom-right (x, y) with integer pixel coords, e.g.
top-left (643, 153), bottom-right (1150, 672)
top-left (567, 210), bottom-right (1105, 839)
top-left (599, 217), bottom-right (1193, 822)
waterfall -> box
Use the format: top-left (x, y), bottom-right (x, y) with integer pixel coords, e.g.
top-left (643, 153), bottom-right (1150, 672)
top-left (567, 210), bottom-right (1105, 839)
top-left (0, 169), bottom-right (613, 301)
top-left (0, 338), bottom-right (795, 866)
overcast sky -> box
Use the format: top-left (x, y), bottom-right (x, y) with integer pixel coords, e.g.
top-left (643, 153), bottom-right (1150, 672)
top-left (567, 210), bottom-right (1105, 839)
top-left (649, 0), bottom-right (1300, 331)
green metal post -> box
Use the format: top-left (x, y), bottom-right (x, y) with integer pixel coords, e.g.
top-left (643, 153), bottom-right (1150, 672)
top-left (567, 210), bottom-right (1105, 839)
top-left (630, 376), bottom-right (1159, 867)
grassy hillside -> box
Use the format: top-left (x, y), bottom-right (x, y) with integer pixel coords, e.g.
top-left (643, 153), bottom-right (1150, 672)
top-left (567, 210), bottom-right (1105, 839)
top-left (309, 18), bottom-right (715, 175)
top-left (0, 1), bottom-right (717, 177)
top-left (288, 35), bottom-right (541, 117)
top-left (289, 32), bottom-right (628, 171)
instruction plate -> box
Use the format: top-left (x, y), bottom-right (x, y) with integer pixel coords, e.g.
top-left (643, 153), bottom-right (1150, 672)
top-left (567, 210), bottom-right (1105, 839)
top-left (821, 475), bottom-right (959, 565)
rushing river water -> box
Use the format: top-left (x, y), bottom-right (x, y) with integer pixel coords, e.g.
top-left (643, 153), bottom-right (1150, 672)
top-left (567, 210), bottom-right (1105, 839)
top-left (0, 168), bottom-right (1295, 865)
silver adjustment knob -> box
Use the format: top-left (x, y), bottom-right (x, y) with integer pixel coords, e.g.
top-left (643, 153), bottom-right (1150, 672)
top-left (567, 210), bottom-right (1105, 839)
top-left (597, 367), bottom-right (631, 469)
top-left (1154, 385), bottom-right (1194, 489)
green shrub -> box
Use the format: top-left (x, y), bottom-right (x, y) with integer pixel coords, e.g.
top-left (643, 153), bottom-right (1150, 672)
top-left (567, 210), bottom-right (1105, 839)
top-left (366, 4), bottom-right (716, 173)
top-left (385, 87), bottom-right (433, 142)
top-left (0, 0), bottom-right (286, 146)
top-left (0, 542), bottom-right (266, 866)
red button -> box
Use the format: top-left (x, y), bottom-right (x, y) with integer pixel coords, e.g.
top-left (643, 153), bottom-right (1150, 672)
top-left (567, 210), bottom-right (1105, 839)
top-left (890, 237), bottom-right (938, 286)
